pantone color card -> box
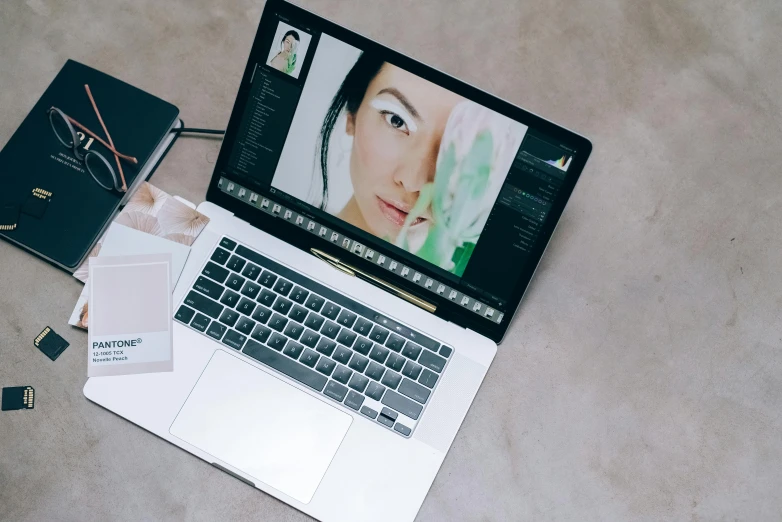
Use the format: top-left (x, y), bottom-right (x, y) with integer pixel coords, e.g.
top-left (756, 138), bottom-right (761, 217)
top-left (88, 254), bottom-right (173, 377)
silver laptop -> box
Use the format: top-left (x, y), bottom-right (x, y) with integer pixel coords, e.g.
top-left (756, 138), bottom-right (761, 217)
top-left (84, 1), bottom-right (591, 520)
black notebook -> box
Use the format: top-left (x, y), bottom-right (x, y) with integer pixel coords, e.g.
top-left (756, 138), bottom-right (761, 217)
top-left (0, 59), bottom-right (181, 271)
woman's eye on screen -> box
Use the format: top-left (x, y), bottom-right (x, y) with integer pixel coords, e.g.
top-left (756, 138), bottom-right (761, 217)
top-left (382, 111), bottom-right (409, 134)
top-left (370, 99), bottom-right (416, 136)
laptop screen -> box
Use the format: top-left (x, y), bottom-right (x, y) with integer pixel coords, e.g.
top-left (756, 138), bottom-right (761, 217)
top-left (210, 1), bottom-right (589, 339)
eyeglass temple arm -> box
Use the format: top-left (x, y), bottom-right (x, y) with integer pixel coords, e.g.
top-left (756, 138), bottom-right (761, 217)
top-left (84, 85), bottom-right (127, 192)
top-left (52, 109), bottom-right (138, 165)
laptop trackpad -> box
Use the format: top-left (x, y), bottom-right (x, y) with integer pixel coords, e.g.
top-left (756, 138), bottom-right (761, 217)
top-left (170, 350), bottom-right (352, 504)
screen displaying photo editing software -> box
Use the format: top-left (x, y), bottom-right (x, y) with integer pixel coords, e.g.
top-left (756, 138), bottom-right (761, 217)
top-left (219, 9), bottom-right (578, 322)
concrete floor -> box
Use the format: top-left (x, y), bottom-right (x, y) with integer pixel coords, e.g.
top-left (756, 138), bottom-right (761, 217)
top-left (1, 0), bottom-right (781, 520)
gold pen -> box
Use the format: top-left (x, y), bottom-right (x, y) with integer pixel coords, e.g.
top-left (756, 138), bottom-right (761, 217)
top-left (311, 249), bottom-right (436, 314)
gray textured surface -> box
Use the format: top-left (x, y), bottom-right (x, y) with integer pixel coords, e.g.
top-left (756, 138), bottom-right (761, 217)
top-left (1, 0), bottom-right (781, 520)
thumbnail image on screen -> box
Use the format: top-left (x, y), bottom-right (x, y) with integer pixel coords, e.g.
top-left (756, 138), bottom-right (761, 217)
top-left (272, 34), bottom-right (527, 277)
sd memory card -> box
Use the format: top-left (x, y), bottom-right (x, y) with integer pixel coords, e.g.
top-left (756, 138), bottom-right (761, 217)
top-left (2, 386), bottom-right (35, 411)
top-left (34, 326), bottom-right (69, 361)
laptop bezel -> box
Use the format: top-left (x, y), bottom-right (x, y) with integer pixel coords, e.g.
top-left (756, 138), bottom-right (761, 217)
top-left (206, 0), bottom-right (592, 344)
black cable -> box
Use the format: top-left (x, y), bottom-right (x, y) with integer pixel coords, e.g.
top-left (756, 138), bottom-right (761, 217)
top-left (171, 127), bottom-right (225, 135)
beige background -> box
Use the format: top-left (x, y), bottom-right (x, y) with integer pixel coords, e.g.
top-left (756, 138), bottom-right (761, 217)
top-left (1, 0), bottom-right (781, 520)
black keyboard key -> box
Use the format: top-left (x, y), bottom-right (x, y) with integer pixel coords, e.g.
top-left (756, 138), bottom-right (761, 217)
top-left (402, 361), bottom-right (422, 380)
top-left (360, 406), bottom-right (378, 419)
top-left (235, 316), bottom-right (255, 335)
top-left (300, 329), bottom-right (320, 348)
top-left (439, 346), bottom-right (453, 358)
top-left (316, 338), bottom-right (337, 357)
top-left (419, 350), bottom-right (446, 373)
top-left (399, 378), bottom-right (431, 404)
top-left (219, 309), bottom-right (239, 327)
top-left (382, 389), bottom-right (423, 420)
top-left (304, 313), bottom-right (325, 330)
top-left (272, 297), bottom-right (293, 315)
top-left (210, 247), bottom-right (230, 265)
top-left (185, 291), bottom-right (223, 319)
top-left (243, 340), bottom-right (327, 392)
top-left (268, 313), bottom-right (288, 332)
top-left (377, 410), bottom-right (395, 428)
top-left (304, 294), bottom-right (325, 312)
top-left (353, 317), bottom-right (373, 336)
top-left (219, 237), bottom-right (236, 250)
top-left (299, 348), bottom-right (319, 368)
top-left (226, 255), bottom-right (246, 273)
top-left (282, 340), bottom-right (304, 359)
top-left (241, 281), bottom-right (261, 299)
top-left (241, 263), bottom-right (261, 281)
top-left (393, 423), bottom-right (411, 436)
top-left (369, 325), bottom-right (389, 344)
top-left (366, 381), bottom-right (386, 401)
top-left (251, 305), bottom-right (272, 324)
top-left (273, 278), bottom-right (293, 296)
top-left (336, 328), bottom-right (356, 347)
top-left (202, 262), bottom-right (229, 284)
top-left (321, 302), bottom-right (341, 320)
top-left (206, 321), bottom-right (226, 340)
top-left (336, 309), bottom-right (357, 328)
top-left (225, 273), bottom-right (246, 291)
top-left (386, 352), bottom-right (406, 372)
top-left (332, 345), bottom-right (352, 365)
top-left (289, 286), bottom-right (309, 304)
top-left (236, 298), bottom-right (255, 316)
top-left (348, 353), bottom-right (369, 373)
top-left (320, 320), bottom-right (340, 339)
top-left (348, 373), bottom-right (369, 393)
top-left (419, 369), bottom-right (438, 389)
top-left (381, 407), bottom-right (398, 421)
top-left (283, 321), bottom-right (304, 341)
top-left (374, 314), bottom-right (440, 352)
top-left (365, 362), bottom-right (385, 381)
top-left (385, 334), bottom-right (405, 352)
top-left (315, 357), bottom-right (336, 376)
top-left (258, 270), bottom-right (277, 288)
top-left (369, 345), bottom-right (390, 364)
top-left (344, 390), bottom-right (364, 410)
top-left (175, 305), bottom-right (195, 324)
top-left (257, 289), bottom-right (276, 307)
top-left (332, 364), bottom-right (352, 384)
top-left (251, 324), bottom-right (271, 343)
top-left (288, 304), bottom-right (309, 323)
top-left (353, 337), bottom-right (373, 355)
top-left (377, 414), bottom-right (394, 428)
top-left (267, 332), bottom-right (287, 351)
top-left (220, 289), bottom-right (241, 308)
top-left (190, 313), bottom-right (210, 332)
top-left (401, 342), bottom-right (422, 361)
top-left (324, 380), bottom-right (348, 402)
top-left (222, 329), bottom-right (247, 350)
top-left (381, 370), bottom-right (402, 390)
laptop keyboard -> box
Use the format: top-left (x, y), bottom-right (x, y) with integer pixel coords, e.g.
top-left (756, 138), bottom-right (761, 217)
top-left (174, 237), bottom-right (453, 438)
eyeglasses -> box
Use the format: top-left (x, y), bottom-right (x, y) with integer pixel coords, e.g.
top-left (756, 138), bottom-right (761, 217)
top-left (48, 85), bottom-right (138, 192)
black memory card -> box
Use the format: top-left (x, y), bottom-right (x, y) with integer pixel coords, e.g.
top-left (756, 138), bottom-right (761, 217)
top-left (34, 326), bottom-right (69, 361)
top-left (0, 203), bottom-right (19, 231)
top-left (21, 189), bottom-right (51, 219)
top-left (2, 386), bottom-right (35, 411)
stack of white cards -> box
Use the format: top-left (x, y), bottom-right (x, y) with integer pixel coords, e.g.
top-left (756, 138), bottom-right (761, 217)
top-left (87, 253), bottom-right (174, 377)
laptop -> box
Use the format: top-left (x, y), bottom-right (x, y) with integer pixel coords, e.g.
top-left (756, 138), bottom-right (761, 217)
top-left (83, 1), bottom-right (591, 520)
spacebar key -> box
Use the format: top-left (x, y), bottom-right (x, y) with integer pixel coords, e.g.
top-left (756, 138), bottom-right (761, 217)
top-left (243, 340), bottom-right (327, 392)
